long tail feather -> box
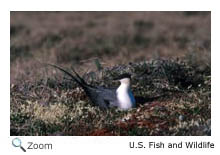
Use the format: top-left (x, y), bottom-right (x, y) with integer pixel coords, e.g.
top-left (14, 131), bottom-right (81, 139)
top-left (70, 66), bottom-right (87, 85)
top-left (47, 63), bottom-right (87, 88)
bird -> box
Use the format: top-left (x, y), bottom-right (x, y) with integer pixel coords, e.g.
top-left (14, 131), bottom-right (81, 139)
top-left (48, 64), bottom-right (136, 110)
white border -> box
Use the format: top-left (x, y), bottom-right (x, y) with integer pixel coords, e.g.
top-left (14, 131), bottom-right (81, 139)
top-left (1, 0), bottom-right (219, 154)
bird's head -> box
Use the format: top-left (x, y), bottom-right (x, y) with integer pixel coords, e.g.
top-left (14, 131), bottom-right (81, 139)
top-left (113, 73), bottom-right (131, 86)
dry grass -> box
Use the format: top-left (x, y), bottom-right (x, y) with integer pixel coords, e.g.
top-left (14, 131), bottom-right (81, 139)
top-left (10, 58), bottom-right (211, 136)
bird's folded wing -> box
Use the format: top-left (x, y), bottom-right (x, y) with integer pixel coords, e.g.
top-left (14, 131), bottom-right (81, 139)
top-left (96, 87), bottom-right (117, 101)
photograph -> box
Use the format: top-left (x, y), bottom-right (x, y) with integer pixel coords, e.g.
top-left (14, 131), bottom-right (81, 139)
top-left (10, 11), bottom-right (211, 136)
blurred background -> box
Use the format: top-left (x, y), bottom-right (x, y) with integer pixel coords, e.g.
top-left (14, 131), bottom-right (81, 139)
top-left (10, 11), bottom-right (211, 83)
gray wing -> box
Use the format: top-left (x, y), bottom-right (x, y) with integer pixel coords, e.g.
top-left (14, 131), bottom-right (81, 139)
top-left (97, 86), bottom-right (119, 107)
top-left (85, 86), bottom-right (119, 109)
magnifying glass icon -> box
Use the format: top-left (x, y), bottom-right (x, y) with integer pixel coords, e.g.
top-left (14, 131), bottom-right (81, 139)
top-left (12, 138), bottom-right (26, 152)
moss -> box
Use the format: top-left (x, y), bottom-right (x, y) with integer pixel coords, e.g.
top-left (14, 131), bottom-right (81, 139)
top-left (10, 58), bottom-right (211, 136)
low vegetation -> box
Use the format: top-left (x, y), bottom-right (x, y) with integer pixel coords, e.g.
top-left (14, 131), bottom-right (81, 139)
top-left (11, 55), bottom-right (211, 136)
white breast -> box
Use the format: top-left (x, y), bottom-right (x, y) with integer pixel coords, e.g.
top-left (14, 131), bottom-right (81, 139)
top-left (116, 85), bottom-right (136, 110)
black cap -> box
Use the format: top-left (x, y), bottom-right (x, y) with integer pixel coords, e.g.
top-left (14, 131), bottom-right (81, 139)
top-left (113, 73), bottom-right (131, 80)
